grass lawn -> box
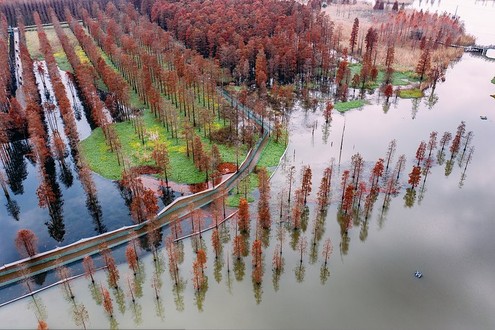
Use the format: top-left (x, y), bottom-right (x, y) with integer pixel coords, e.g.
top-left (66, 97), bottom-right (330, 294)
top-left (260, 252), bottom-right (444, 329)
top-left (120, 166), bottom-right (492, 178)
top-left (226, 136), bottom-right (287, 207)
top-left (335, 99), bottom-right (366, 112)
top-left (226, 173), bottom-right (258, 207)
top-left (391, 70), bottom-right (420, 86)
top-left (398, 88), bottom-right (423, 99)
top-left (63, 26), bottom-right (91, 66)
top-left (81, 110), bottom-right (249, 184)
top-left (348, 63), bottom-right (419, 88)
top-left (25, 26), bottom-right (79, 72)
top-left (257, 136), bottom-right (287, 169)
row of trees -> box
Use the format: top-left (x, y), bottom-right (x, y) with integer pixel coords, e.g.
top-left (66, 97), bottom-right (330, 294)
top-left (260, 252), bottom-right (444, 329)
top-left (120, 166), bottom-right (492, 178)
top-left (77, 2), bottom-right (261, 181)
top-left (32, 11), bottom-right (107, 240)
top-left (0, 5), bottom-right (107, 239)
top-left (0, 13), bottom-right (13, 113)
top-left (13, 14), bottom-right (67, 240)
top-left (0, 0), bottom-right (119, 26)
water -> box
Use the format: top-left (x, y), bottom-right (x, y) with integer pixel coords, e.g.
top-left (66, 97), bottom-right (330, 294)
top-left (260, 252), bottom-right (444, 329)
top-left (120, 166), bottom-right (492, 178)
top-left (1, 0), bottom-right (495, 329)
top-left (0, 59), bottom-right (137, 265)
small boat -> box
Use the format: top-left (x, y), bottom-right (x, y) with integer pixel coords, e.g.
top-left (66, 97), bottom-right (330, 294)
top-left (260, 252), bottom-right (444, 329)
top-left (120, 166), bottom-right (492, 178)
top-left (480, 116), bottom-right (487, 120)
top-left (414, 271), bottom-right (423, 278)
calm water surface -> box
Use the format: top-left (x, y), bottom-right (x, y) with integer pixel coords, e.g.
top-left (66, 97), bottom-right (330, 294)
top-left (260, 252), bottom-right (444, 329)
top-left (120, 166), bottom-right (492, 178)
top-left (1, 0), bottom-right (494, 329)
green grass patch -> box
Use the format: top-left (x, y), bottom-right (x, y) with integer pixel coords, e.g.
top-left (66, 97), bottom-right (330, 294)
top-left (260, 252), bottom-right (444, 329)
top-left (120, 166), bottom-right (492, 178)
top-left (347, 63), bottom-right (418, 88)
top-left (398, 88), bottom-right (423, 99)
top-left (334, 99), bottom-right (366, 112)
top-left (53, 52), bottom-right (72, 72)
top-left (25, 26), bottom-right (75, 72)
top-left (226, 173), bottom-right (258, 207)
top-left (257, 138), bottom-right (287, 168)
top-left (226, 137), bottom-right (287, 207)
top-left (25, 30), bottom-right (42, 60)
top-left (391, 71), bottom-right (420, 86)
top-left (349, 63), bottom-right (361, 77)
top-left (81, 110), bottom-right (249, 184)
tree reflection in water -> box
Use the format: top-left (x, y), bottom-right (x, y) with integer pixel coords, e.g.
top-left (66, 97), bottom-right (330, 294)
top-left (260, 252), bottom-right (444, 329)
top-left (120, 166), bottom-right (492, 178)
top-left (172, 279), bottom-right (185, 312)
top-left (5, 196), bottom-right (20, 221)
top-left (234, 258), bottom-right (245, 282)
top-left (43, 158), bottom-right (65, 242)
top-left (320, 265), bottom-right (330, 285)
top-left (294, 263), bottom-right (305, 283)
top-left (130, 299), bottom-right (143, 326)
top-left (194, 278), bottom-right (208, 312)
top-left (0, 111), bottom-right (480, 328)
top-left (1, 139), bottom-right (30, 195)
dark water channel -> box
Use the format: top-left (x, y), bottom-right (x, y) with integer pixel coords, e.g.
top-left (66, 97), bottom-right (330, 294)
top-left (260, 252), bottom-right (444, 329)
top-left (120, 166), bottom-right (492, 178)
top-left (0, 60), bottom-right (142, 266)
top-left (0, 0), bottom-right (494, 329)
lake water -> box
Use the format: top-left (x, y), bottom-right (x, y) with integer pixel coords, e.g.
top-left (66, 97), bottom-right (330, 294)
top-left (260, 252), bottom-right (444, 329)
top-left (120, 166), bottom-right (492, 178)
top-left (1, 0), bottom-right (494, 329)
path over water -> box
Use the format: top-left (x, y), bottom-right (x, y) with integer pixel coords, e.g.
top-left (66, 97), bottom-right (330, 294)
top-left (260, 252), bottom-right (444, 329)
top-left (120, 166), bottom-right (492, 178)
top-left (0, 88), bottom-right (272, 289)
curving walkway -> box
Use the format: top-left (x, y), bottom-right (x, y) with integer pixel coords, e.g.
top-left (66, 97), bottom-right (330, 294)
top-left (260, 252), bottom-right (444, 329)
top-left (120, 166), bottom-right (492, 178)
top-left (0, 88), bottom-right (272, 288)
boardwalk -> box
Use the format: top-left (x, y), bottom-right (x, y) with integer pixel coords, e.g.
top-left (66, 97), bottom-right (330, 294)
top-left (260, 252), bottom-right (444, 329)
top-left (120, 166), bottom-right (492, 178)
top-left (0, 88), bottom-right (274, 289)
top-left (456, 43), bottom-right (495, 59)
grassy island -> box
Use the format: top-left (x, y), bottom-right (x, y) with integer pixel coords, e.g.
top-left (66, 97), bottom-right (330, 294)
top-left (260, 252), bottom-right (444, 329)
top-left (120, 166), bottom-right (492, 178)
top-left (80, 112), bottom-right (252, 184)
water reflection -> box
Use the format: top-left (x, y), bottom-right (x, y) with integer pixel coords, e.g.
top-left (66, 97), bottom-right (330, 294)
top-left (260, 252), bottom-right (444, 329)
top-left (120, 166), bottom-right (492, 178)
top-left (129, 299), bottom-right (143, 326)
top-left (114, 288), bottom-right (126, 315)
top-left (2, 3), bottom-right (495, 327)
top-left (28, 295), bottom-right (47, 325)
top-left (319, 266), bottom-right (330, 285)
top-left (294, 264), bottom-right (305, 283)
top-left (71, 303), bottom-right (89, 330)
top-left (193, 279), bottom-right (208, 312)
top-left (86, 194), bottom-right (106, 234)
top-left (1, 107), bottom-right (483, 328)
top-left (0, 122), bottom-right (487, 327)
top-left (0, 139), bottom-right (30, 195)
top-left (233, 258), bottom-right (245, 282)
top-left (172, 279), bottom-right (185, 312)
top-left (5, 195), bottom-right (20, 221)
top-left (42, 158), bottom-right (65, 242)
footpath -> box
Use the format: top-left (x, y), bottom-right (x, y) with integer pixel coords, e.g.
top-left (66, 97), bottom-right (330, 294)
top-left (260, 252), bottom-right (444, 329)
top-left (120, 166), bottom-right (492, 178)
top-left (0, 88), bottom-right (271, 289)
